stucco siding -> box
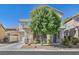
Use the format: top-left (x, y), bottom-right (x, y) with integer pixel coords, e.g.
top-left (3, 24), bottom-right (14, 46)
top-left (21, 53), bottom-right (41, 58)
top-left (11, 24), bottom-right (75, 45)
top-left (6, 29), bottom-right (19, 42)
top-left (0, 25), bottom-right (5, 42)
top-left (24, 28), bottom-right (33, 44)
top-left (9, 36), bottom-right (18, 42)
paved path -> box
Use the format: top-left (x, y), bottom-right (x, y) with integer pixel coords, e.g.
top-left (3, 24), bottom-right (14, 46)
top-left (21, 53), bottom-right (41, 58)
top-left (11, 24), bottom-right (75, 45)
top-left (0, 44), bottom-right (79, 51)
top-left (1, 47), bottom-right (79, 51)
top-left (0, 42), bottom-right (24, 49)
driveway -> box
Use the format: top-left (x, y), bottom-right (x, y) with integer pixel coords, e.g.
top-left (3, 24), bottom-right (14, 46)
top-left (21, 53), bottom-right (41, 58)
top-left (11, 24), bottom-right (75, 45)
top-left (0, 42), bottom-right (24, 49)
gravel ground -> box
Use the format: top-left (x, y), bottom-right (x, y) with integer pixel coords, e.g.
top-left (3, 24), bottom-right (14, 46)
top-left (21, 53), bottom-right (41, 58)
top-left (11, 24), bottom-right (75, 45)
top-left (21, 44), bottom-right (79, 51)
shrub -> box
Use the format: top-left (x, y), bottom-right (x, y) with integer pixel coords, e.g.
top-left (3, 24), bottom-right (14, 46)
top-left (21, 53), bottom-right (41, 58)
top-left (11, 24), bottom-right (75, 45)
top-left (62, 38), bottom-right (72, 48)
top-left (62, 36), bottom-right (79, 48)
top-left (71, 37), bottom-right (79, 45)
top-left (33, 40), bottom-right (40, 44)
top-left (36, 40), bottom-right (40, 43)
top-left (3, 37), bottom-right (9, 42)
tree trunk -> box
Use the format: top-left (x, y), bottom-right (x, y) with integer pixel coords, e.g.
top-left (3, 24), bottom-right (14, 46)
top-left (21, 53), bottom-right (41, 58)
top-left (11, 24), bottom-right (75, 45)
top-left (47, 34), bottom-right (51, 45)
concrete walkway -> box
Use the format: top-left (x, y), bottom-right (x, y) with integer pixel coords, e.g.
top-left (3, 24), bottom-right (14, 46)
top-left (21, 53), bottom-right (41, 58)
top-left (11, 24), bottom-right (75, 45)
top-left (0, 47), bottom-right (79, 51)
top-left (0, 43), bottom-right (79, 51)
top-left (0, 42), bottom-right (24, 49)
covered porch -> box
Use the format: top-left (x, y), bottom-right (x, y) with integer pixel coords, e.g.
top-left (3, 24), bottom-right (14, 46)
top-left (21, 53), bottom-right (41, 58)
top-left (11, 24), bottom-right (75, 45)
top-left (64, 26), bottom-right (79, 38)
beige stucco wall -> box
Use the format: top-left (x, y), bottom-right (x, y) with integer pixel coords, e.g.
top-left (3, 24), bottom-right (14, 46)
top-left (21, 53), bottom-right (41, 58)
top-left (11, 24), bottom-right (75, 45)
top-left (6, 30), bottom-right (18, 35)
top-left (0, 26), bottom-right (5, 42)
top-left (65, 19), bottom-right (75, 30)
top-left (28, 31), bottom-right (33, 44)
top-left (24, 28), bottom-right (33, 44)
top-left (65, 18), bottom-right (79, 29)
top-left (6, 30), bottom-right (19, 42)
top-left (9, 36), bottom-right (18, 42)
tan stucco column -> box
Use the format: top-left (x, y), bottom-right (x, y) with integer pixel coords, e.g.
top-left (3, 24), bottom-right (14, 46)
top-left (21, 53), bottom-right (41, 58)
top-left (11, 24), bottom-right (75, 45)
top-left (60, 29), bottom-right (64, 42)
top-left (59, 25), bottom-right (65, 43)
top-left (28, 33), bottom-right (33, 44)
top-left (74, 28), bottom-right (79, 38)
top-left (47, 34), bottom-right (51, 44)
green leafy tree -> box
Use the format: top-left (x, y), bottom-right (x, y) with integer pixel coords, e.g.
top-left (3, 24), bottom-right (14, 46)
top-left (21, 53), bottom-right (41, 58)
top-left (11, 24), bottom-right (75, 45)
top-left (30, 6), bottom-right (61, 45)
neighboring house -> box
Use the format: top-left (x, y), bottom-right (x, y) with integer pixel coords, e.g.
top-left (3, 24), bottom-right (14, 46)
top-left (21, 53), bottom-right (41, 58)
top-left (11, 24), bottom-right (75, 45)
top-left (64, 13), bottom-right (79, 38)
top-left (0, 24), bottom-right (6, 42)
top-left (6, 28), bottom-right (19, 42)
top-left (23, 28), bottom-right (33, 44)
top-left (19, 7), bottom-right (64, 44)
top-left (19, 20), bottom-right (33, 44)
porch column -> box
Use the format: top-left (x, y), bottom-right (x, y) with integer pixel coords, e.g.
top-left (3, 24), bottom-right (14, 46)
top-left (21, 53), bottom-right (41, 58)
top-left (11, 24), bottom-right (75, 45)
top-left (60, 29), bottom-right (64, 42)
top-left (74, 28), bottom-right (79, 38)
top-left (18, 23), bottom-right (27, 44)
top-left (47, 34), bottom-right (51, 44)
top-left (28, 33), bottom-right (33, 44)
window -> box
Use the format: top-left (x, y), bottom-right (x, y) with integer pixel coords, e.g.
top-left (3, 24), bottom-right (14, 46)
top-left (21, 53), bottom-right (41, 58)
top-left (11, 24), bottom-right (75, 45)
top-left (75, 17), bottom-right (79, 21)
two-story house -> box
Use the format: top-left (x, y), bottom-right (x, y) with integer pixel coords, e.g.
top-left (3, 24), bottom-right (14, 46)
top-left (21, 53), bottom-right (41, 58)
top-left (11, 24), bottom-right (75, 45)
top-left (18, 7), bottom-right (64, 44)
top-left (64, 13), bottom-right (79, 38)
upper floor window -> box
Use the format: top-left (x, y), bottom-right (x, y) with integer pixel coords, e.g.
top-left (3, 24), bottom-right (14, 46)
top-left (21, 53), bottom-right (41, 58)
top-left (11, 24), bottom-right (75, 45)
top-left (75, 17), bottom-right (79, 21)
top-left (21, 22), bottom-right (30, 28)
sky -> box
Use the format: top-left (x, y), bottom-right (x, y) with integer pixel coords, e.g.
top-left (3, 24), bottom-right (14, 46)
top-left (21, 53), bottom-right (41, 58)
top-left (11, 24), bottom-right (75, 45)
top-left (0, 4), bottom-right (79, 28)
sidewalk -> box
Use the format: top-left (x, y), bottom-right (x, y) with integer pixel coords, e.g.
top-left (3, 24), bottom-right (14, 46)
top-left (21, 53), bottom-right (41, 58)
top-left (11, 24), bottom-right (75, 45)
top-left (0, 44), bottom-right (9, 47)
top-left (0, 43), bottom-right (79, 51)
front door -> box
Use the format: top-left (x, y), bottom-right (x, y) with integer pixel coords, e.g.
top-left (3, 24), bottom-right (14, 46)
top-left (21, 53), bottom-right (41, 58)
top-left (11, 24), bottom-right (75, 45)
top-left (53, 34), bottom-right (57, 43)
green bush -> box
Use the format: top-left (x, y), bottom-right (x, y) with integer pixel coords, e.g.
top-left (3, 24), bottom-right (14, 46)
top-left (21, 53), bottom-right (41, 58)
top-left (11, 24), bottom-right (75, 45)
top-left (33, 40), bottom-right (40, 44)
top-left (71, 37), bottom-right (79, 45)
top-left (62, 36), bottom-right (79, 48)
top-left (62, 38), bottom-right (72, 48)
top-left (62, 38), bottom-right (68, 46)
top-left (36, 40), bottom-right (40, 43)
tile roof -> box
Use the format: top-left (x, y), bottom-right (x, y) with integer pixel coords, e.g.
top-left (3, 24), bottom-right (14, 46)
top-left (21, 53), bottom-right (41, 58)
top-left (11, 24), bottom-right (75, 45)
top-left (64, 13), bottom-right (79, 24)
top-left (0, 23), bottom-right (6, 30)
